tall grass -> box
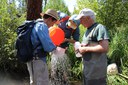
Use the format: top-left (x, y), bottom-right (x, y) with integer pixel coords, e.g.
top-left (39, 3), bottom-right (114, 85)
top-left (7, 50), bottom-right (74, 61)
top-left (107, 25), bottom-right (128, 84)
top-left (108, 25), bottom-right (128, 69)
top-left (67, 25), bottom-right (86, 81)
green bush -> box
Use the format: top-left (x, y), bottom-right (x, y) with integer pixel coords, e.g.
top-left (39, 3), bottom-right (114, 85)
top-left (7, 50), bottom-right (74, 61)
top-left (0, 0), bottom-right (25, 72)
top-left (44, 0), bottom-right (70, 15)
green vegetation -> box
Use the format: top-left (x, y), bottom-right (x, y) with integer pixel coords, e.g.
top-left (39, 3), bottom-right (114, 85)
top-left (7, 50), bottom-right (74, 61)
top-left (0, 0), bottom-right (128, 84)
top-left (44, 0), bottom-right (70, 15)
top-left (0, 0), bottom-right (26, 72)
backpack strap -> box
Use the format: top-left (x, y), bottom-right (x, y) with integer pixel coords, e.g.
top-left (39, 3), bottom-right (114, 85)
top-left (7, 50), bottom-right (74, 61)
top-left (59, 16), bottom-right (70, 23)
top-left (56, 16), bottom-right (70, 25)
top-left (71, 29), bottom-right (75, 35)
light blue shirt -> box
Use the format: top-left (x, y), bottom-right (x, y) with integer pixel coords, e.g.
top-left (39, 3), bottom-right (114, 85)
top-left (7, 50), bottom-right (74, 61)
top-left (31, 21), bottom-right (56, 57)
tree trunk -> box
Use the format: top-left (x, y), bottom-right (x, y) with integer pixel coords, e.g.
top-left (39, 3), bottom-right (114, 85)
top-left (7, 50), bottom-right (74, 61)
top-left (26, 0), bottom-right (42, 20)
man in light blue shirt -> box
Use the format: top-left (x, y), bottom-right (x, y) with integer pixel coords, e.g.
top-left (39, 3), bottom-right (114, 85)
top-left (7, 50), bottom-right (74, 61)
top-left (27, 9), bottom-right (58, 85)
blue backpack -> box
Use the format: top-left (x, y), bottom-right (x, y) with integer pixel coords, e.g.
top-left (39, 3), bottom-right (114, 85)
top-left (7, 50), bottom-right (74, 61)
top-left (15, 21), bottom-right (36, 63)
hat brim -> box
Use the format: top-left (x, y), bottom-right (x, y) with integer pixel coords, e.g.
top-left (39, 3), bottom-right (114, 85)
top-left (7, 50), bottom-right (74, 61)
top-left (67, 21), bottom-right (77, 30)
top-left (75, 14), bottom-right (84, 20)
top-left (40, 13), bottom-right (58, 20)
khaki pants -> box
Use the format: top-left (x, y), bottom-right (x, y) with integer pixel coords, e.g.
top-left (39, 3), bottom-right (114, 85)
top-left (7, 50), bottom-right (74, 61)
top-left (27, 60), bottom-right (49, 85)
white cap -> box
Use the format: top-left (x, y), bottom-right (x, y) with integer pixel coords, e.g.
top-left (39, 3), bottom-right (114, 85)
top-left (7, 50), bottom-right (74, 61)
top-left (67, 21), bottom-right (77, 29)
top-left (76, 8), bottom-right (96, 20)
top-left (67, 14), bottom-right (80, 29)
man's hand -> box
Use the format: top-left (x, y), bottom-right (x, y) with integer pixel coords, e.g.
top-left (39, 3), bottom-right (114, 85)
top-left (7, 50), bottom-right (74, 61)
top-left (78, 39), bottom-right (109, 54)
top-left (78, 47), bottom-right (88, 54)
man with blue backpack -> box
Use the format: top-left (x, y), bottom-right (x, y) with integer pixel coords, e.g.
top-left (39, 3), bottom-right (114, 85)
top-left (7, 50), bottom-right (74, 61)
top-left (16, 9), bottom-right (58, 85)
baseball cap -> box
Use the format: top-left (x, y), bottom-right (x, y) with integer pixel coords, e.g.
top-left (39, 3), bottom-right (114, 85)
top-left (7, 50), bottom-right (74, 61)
top-left (67, 14), bottom-right (80, 29)
top-left (75, 8), bottom-right (96, 20)
top-left (57, 11), bottom-right (68, 20)
top-left (40, 9), bottom-right (59, 20)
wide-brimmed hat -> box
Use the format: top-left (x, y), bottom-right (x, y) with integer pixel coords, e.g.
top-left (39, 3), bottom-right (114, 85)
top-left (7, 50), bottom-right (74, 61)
top-left (40, 9), bottom-right (58, 20)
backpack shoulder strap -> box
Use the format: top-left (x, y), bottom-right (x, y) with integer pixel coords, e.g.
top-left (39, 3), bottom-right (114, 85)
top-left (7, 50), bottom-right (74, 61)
top-left (71, 29), bottom-right (75, 35)
top-left (56, 16), bottom-right (70, 25)
top-left (59, 16), bottom-right (70, 23)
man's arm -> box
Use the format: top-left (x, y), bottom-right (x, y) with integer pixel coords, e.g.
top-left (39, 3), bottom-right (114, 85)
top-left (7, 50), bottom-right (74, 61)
top-left (36, 23), bottom-right (56, 52)
top-left (79, 39), bottom-right (109, 54)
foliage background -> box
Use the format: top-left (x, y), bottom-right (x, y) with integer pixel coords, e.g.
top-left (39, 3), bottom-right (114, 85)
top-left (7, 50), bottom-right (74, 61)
top-left (0, 0), bottom-right (128, 84)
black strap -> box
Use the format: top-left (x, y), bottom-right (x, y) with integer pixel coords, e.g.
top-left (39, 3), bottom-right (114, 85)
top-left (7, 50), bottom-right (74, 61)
top-left (86, 23), bottom-right (99, 39)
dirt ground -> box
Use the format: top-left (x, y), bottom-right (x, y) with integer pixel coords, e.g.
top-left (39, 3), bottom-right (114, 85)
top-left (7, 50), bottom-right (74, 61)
top-left (0, 72), bottom-right (29, 85)
top-left (0, 72), bottom-right (82, 85)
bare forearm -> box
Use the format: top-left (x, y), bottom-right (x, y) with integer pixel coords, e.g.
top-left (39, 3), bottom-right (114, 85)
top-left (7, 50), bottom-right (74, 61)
top-left (81, 45), bottom-right (108, 53)
top-left (79, 40), bottom-right (109, 54)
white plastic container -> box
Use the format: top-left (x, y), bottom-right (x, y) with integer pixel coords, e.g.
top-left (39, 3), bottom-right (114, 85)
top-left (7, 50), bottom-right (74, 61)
top-left (74, 42), bottom-right (82, 57)
top-left (107, 63), bottom-right (118, 75)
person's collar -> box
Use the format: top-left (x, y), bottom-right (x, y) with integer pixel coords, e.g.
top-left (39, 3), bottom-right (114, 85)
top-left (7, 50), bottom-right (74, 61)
top-left (87, 22), bottom-right (97, 29)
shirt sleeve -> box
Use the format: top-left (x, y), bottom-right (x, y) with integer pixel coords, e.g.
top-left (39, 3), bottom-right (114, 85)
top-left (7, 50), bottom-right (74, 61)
top-left (35, 22), bottom-right (56, 52)
top-left (96, 24), bottom-right (110, 41)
